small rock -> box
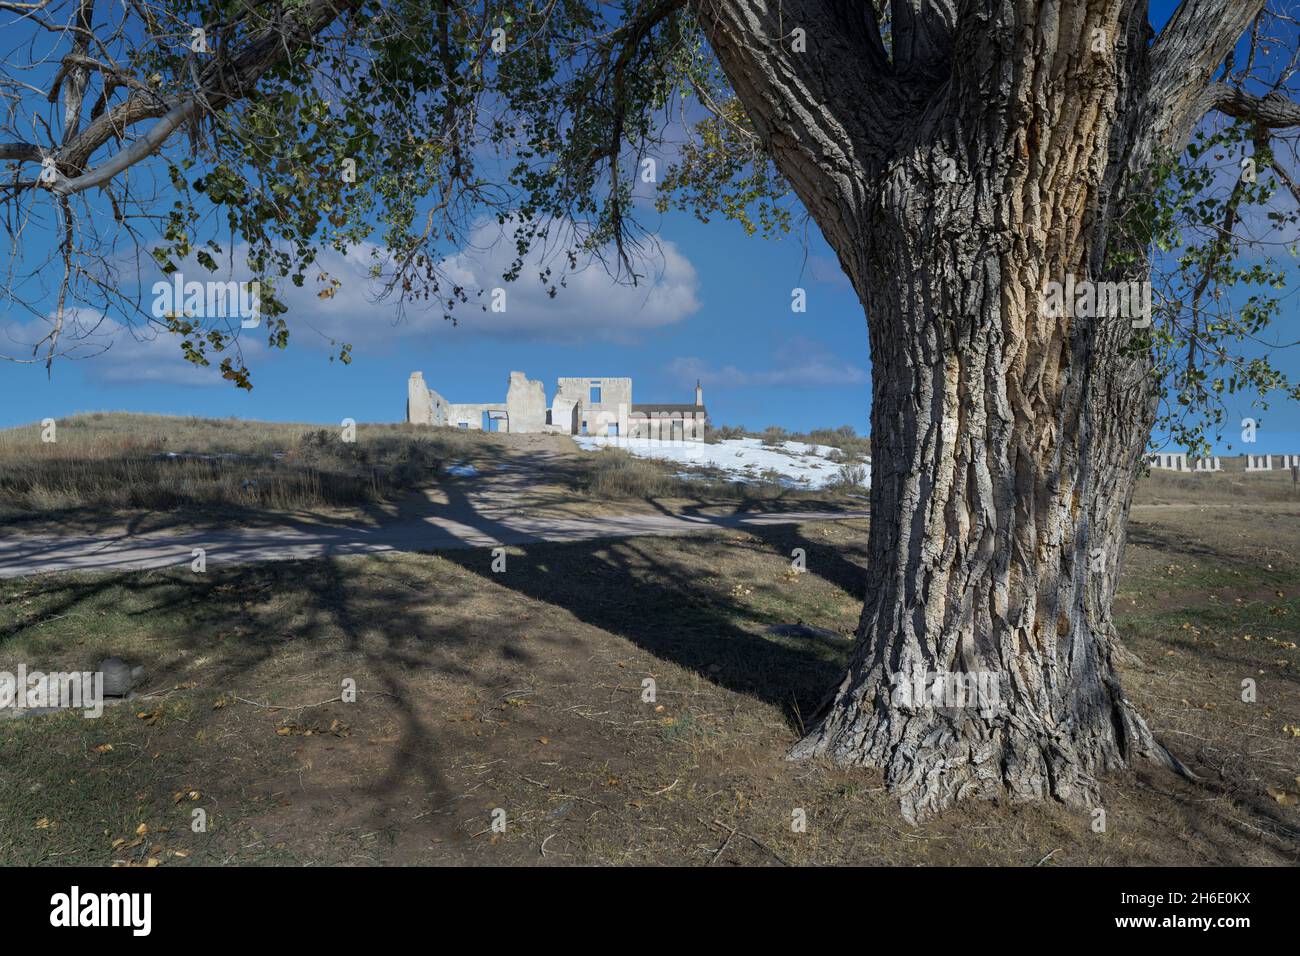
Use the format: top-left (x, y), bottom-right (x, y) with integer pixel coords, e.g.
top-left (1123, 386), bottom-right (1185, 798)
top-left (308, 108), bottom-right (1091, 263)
top-left (97, 657), bottom-right (142, 697)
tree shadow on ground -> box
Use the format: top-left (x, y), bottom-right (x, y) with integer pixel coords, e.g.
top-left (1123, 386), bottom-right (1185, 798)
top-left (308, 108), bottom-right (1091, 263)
top-left (1125, 520), bottom-right (1293, 574)
top-left (0, 553), bottom-right (559, 847)
top-left (439, 520), bottom-right (868, 726)
top-left (4, 510), bottom-right (1297, 865)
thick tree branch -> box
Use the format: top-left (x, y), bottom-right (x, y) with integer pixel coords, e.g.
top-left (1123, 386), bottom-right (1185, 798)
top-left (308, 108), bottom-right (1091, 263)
top-left (59, 0), bottom-right (96, 143)
top-left (1143, 0), bottom-right (1268, 157)
top-left (688, 0), bottom-right (905, 290)
top-left (1200, 83), bottom-right (1300, 130)
top-left (50, 98), bottom-right (194, 195)
top-left (29, 0), bottom-right (362, 196)
top-left (0, 142), bottom-right (46, 162)
top-left (890, 0), bottom-right (956, 84)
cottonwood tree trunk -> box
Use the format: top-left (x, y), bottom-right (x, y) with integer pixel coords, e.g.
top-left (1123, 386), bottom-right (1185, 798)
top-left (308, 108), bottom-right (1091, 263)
top-left (787, 149), bottom-right (1176, 819)
top-left (690, 0), bottom-right (1256, 818)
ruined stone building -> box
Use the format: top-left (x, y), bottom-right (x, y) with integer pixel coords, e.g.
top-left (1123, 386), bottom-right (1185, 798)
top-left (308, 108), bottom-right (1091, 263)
top-left (407, 371), bottom-right (708, 440)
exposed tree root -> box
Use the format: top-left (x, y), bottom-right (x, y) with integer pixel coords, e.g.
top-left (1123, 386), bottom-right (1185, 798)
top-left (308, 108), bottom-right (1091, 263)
top-left (789, 665), bottom-right (1197, 823)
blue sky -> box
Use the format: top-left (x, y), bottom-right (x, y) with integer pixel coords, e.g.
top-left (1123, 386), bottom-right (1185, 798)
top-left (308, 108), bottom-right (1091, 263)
top-left (0, 206), bottom-right (871, 433)
top-left (2, 0), bottom-right (1298, 452)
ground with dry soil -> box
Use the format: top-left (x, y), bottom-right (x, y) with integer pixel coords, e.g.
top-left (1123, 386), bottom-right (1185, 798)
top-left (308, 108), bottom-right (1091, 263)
top-left (1, 492), bottom-right (1297, 865)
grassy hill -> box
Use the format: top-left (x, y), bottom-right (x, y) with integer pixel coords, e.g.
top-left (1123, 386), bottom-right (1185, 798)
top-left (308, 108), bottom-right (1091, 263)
top-left (0, 413), bottom-right (849, 533)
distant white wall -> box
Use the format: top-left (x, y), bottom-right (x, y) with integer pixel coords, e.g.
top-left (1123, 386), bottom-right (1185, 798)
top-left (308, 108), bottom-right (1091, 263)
top-left (557, 377), bottom-right (632, 436)
top-left (407, 372), bottom-right (433, 425)
top-left (1148, 452), bottom-right (1189, 472)
top-left (505, 371), bottom-right (547, 432)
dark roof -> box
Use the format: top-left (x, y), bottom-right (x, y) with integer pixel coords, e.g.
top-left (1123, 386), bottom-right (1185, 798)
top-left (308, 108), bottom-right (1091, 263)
top-left (631, 404), bottom-right (708, 415)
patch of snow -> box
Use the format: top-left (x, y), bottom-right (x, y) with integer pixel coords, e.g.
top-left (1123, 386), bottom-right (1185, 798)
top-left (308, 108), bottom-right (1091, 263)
top-left (445, 462), bottom-right (479, 477)
top-left (575, 436), bottom-right (870, 490)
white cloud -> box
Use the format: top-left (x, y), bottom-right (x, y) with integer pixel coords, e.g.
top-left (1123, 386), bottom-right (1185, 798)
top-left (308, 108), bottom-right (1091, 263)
top-left (1, 312), bottom-right (239, 388)
top-left (263, 219), bottom-right (700, 348)
top-left (17, 216), bottom-right (702, 380)
top-left (668, 338), bottom-right (868, 389)
top-left (88, 322), bottom-right (238, 387)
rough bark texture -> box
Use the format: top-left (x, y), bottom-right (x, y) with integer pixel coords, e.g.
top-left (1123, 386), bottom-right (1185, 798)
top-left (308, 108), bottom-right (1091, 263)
top-left (690, 0), bottom-right (1258, 819)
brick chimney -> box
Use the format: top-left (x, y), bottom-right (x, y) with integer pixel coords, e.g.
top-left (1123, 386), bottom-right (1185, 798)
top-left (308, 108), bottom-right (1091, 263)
top-left (694, 379), bottom-right (703, 407)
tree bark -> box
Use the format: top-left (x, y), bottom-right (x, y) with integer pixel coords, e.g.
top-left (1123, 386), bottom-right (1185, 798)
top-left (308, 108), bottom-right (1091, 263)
top-left (787, 155), bottom-right (1183, 818)
top-left (691, 0), bottom-right (1218, 819)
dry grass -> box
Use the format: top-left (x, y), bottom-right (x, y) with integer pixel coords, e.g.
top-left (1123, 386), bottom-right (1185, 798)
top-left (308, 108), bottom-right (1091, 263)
top-left (0, 413), bottom-right (493, 527)
top-left (0, 422), bottom-right (1294, 866)
top-left (707, 424), bottom-right (872, 463)
top-left (825, 462), bottom-right (869, 491)
top-left (1135, 462), bottom-right (1300, 504)
top-left (581, 448), bottom-right (689, 498)
top-left (0, 414), bottom-right (844, 533)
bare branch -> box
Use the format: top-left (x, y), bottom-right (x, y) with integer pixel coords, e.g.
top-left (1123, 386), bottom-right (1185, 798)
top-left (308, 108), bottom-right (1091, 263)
top-left (49, 98), bottom-right (194, 195)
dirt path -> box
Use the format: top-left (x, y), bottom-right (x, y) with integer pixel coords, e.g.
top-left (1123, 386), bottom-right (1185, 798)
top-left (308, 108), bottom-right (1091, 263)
top-left (0, 506), bottom-right (869, 579)
top-left (5, 474), bottom-right (1290, 581)
top-left (0, 457), bottom-right (868, 579)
